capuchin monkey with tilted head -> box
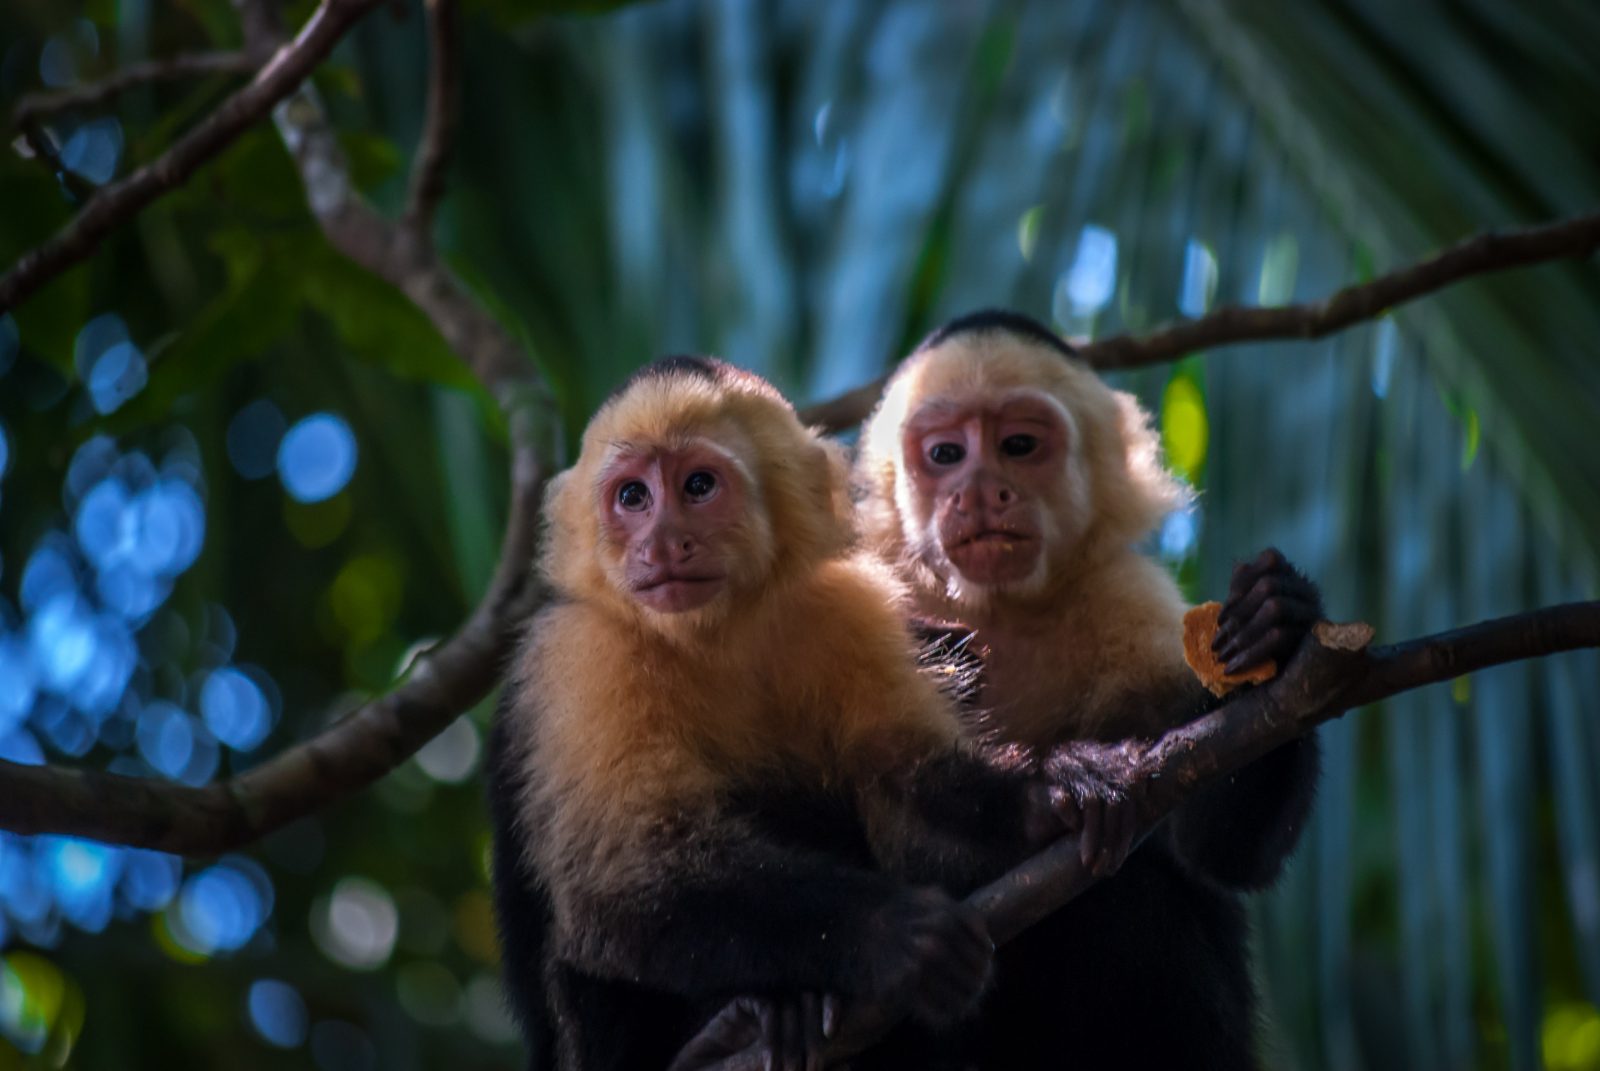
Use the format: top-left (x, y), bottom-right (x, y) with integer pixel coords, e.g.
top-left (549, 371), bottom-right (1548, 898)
top-left (852, 309), bottom-right (1324, 1070)
top-left (486, 356), bottom-right (1097, 1071)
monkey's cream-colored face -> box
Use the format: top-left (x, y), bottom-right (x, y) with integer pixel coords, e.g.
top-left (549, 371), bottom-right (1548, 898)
top-left (899, 387), bottom-right (1074, 598)
top-left (596, 439), bottom-right (756, 616)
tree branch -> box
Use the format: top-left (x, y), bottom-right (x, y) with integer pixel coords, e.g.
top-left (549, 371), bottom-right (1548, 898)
top-left (0, 0), bottom-right (383, 314)
top-left (269, 60), bottom-right (529, 396)
top-left (695, 600), bottom-right (1600, 1069)
top-left (0, 0), bottom-right (552, 855)
top-left (404, 0), bottom-right (460, 234)
top-left (11, 51), bottom-right (255, 127)
top-left (796, 212), bottom-right (1600, 434)
top-left (0, 416), bottom-right (548, 856)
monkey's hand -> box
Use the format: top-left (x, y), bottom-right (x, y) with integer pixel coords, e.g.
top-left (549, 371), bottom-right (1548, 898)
top-left (669, 993), bottom-right (844, 1071)
top-left (1041, 740), bottom-right (1143, 878)
top-left (1213, 547), bottom-right (1324, 676)
top-left (861, 886), bottom-right (993, 1028)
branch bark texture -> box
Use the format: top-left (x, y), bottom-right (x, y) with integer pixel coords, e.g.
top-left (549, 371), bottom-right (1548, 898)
top-left (0, 0), bottom-right (383, 314)
top-left (697, 601), bottom-right (1600, 1069)
top-left (11, 51), bottom-right (255, 126)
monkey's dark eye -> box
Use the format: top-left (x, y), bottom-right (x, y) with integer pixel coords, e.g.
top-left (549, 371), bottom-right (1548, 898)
top-left (684, 471), bottom-right (717, 500)
top-left (1000, 434), bottom-right (1039, 458)
top-left (928, 443), bottom-right (966, 466)
top-left (617, 481), bottom-right (650, 511)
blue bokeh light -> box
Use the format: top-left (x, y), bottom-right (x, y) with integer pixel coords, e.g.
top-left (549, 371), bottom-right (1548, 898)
top-left (0, 729), bottom-right (45, 766)
top-left (0, 638), bottom-right (37, 733)
top-left (227, 399), bottom-right (288, 480)
top-left (248, 979), bottom-right (308, 1048)
top-left (276, 413), bottom-right (357, 503)
top-left (38, 36), bottom-right (77, 87)
top-left (176, 857), bottom-right (274, 955)
top-left (65, 435), bottom-right (118, 505)
top-left (73, 314), bottom-right (146, 414)
top-left (134, 701), bottom-right (220, 785)
top-left (1061, 224), bottom-right (1119, 316)
top-left (119, 849), bottom-right (181, 912)
top-left (39, 836), bottom-right (121, 933)
top-left (201, 667), bottom-right (272, 751)
top-left (59, 117), bottom-right (123, 186)
top-left (19, 537), bottom-right (78, 614)
top-left (0, 424), bottom-right (9, 481)
top-left (27, 595), bottom-right (97, 692)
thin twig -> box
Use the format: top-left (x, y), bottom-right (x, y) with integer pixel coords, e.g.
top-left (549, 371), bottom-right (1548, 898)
top-left (15, 120), bottom-right (95, 203)
top-left (11, 51), bottom-right (255, 126)
top-left (0, 418), bottom-right (548, 856)
top-left (796, 212), bottom-right (1600, 434)
top-left (697, 601), bottom-right (1600, 1068)
top-left (0, 0), bottom-right (383, 314)
top-left (404, 0), bottom-right (461, 234)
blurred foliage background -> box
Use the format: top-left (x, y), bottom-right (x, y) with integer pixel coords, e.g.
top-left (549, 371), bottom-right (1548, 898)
top-left (1, 0), bottom-right (1598, 1068)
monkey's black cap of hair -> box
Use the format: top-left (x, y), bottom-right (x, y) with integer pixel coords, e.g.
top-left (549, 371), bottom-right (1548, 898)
top-left (606, 354), bottom-right (786, 407)
top-left (915, 308), bottom-right (1079, 361)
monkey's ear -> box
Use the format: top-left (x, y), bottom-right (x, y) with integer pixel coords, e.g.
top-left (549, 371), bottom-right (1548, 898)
top-left (1096, 390), bottom-right (1191, 544)
top-left (539, 467), bottom-right (610, 600)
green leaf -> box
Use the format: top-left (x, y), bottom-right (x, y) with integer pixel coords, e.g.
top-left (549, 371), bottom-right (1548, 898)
top-left (299, 245), bottom-right (482, 394)
top-left (102, 227), bottom-right (304, 433)
top-left (0, 159), bottom-right (87, 374)
top-left (339, 131), bottom-right (403, 195)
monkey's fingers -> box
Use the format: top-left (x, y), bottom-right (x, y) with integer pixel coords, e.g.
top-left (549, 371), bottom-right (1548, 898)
top-left (1092, 799), bottom-right (1136, 877)
top-left (1218, 596), bottom-right (1319, 673)
top-left (822, 994), bottom-right (842, 1041)
top-left (1079, 796), bottom-right (1106, 870)
top-left (798, 993), bottom-right (824, 1071)
top-left (779, 1000), bottom-right (804, 1071)
top-left (1218, 548), bottom-right (1289, 620)
top-left (758, 1001), bottom-right (780, 1071)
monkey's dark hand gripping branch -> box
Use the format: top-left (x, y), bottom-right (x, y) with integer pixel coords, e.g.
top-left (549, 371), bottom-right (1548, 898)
top-left (684, 600), bottom-right (1600, 1069)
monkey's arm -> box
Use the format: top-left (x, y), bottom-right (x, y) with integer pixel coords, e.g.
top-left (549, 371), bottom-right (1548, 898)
top-left (868, 746), bottom-right (1069, 892)
top-left (1165, 722), bottom-right (1321, 889)
top-left (558, 820), bottom-right (988, 1010)
top-left (484, 715), bottom-right (557, 1063)
top-left (1169, 548), bottom-right (1325, 888)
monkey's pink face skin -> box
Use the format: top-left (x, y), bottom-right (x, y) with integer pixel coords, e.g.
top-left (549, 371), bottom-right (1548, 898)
top-left (901, 392), bottom-right (1068, 586)
top-left (598, 444), bottom-right (747, 614)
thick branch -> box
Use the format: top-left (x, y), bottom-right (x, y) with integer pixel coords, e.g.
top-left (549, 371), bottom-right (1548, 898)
top-left (0, 0), bottom-right (383, 314)
top-left (796, 212), bottom-right (1600, 434)
top-left (698, 600), bottom-right (1600, 1069)
top-left (11, 52), bottom-right (255, 126)
top-left (0, 418), bottom-right (547, 856)
top-left (404, 0), bottom-right (461, 233)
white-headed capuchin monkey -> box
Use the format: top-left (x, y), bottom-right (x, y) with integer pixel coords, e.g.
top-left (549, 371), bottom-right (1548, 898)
top-left (852, 309), bottom-right (1324, 1070)
top-left (486, 356), bottom-right (1089, 1071)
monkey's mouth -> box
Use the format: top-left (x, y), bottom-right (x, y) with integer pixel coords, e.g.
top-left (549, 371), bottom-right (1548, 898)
top-left (632, 572), bottom-right (727, 612)
top-left (952, 529), bottom-right (1036, 549)
top-left (946, 529), bottom-right (1040, 583)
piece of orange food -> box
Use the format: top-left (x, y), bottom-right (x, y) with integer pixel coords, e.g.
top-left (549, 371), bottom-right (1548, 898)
top-left (1182, 601), bottom-right (1278, 698)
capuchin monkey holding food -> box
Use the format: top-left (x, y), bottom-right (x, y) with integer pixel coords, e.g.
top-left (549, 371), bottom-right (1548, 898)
top-left (843, 308), bottom-right (1324, 1069)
